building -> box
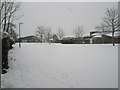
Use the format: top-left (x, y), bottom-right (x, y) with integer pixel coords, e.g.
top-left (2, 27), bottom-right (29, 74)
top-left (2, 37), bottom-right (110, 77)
top-left (102, 30), bottom-right (120, 43)
top-left (82, 33), bottom-right (91, 44)
top-left (61, 36), bottom-right (76, 44)
top-left (17, 35), bottom-right (40, 43)
top-left (53, 34), bottom-right (59, 43)
top-left (90, 30), bottom-right (120, 44)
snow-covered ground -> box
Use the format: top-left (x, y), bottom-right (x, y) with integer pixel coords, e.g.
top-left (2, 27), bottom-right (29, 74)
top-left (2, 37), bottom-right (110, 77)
top-left (1, 43), bottom-right (118, 88)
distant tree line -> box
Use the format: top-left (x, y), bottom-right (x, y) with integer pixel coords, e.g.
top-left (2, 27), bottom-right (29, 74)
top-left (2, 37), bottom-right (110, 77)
top-left (35, 25), bottom-right (65, 43)
top-left (73, 26), bottom-right (84, 44)
top-left (35, 25), bottom-right (84, 44)
top-left (35, 6), bottom-right (119, 46)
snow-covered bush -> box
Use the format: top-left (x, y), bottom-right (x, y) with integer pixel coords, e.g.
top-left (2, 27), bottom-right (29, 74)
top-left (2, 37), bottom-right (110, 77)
top-left (2, 31), bottom-right (15, 74)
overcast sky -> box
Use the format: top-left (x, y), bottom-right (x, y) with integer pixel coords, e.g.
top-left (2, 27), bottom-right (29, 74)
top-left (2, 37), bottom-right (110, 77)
top-left (15, 2), bottom-right (118, 37)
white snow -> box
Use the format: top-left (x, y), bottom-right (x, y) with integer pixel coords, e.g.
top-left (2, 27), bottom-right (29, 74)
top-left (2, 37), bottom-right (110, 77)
top-left (1, 43), bottom-right (118, 88)
top-left (92, 33), bottom-right (101, 37)
top-left (93, 35), bottom-right (102, 38)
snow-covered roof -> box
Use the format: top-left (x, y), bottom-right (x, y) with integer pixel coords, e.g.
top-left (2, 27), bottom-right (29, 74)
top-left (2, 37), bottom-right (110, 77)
top-left (61, 35), bottom-right (75, 40)
top-left (93, 35), bottom-right (102, 38)
top-left (92, 32), bottom-right (102, 38)
top-left (63, 35), bottom-right (75, 38)
top-left (92, 33), bottom-right (101, 36)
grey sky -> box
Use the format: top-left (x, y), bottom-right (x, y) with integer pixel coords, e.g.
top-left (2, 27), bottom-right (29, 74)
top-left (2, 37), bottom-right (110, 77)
top-left (15, 2), bottom-right (118, 37)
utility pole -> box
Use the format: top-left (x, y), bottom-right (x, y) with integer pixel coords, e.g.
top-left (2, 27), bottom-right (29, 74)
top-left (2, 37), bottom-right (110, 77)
top-left (19, 23), bottom-right (23, 48)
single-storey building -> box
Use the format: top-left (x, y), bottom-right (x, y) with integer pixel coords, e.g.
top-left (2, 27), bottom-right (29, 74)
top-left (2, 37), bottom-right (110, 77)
top-left (91, 30), bottom-right (120, 44)
top-left (17, 35), bottom-right (40, 43)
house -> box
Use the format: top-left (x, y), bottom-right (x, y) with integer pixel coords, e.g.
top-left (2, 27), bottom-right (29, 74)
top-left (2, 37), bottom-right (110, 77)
top-left (83, 36), bottom-right (91, 44)
top-left (53, 34), bottom-right (59, 43)
top-left (61, 36), bottom-right (76, 44)
top-left (17, 35), bottom-right (40, 43)
top-left (90, 30), bottom-right (120, 44)
top-left (90, 30), bottom-right (101, 44)
top-left (102, 30), bottom-right (120, 43)
top-left (61, 35), bottom-right (89, 44)
top-left (92, 35), bottom-right (103, 44)
top-left (90, 30), bottom-right (99, 37)
top-left (83, 33), bottom-right (92, 44)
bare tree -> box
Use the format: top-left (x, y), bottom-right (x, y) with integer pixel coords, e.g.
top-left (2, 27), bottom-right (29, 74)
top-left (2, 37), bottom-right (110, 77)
top-left (73, 26), bottom-right (84, 37)
top-left (73, 26), bottom-right (84, 44)
top-left (102, 8), bottom-right (118, 46)
top-left (57, 27), bottom-right (65, 39)
top-left (35, 25), bottom-right (46, 43)
top-left (1, 0), bottom-right (22, 74)
top-left (95, 23), bottom-right (108, 35)
top-left (45, 27), bottom-right (52, 43)
top-left (1, 1), bottom-right (22, 34)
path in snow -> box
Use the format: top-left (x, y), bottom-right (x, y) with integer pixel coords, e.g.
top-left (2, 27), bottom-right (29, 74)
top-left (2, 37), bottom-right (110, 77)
top-left (1, 43), bottom-right (118, 88)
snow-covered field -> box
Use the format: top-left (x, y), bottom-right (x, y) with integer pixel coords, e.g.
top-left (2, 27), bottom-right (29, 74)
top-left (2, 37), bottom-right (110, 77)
top-left (1, 43), bottom-right (118, 88)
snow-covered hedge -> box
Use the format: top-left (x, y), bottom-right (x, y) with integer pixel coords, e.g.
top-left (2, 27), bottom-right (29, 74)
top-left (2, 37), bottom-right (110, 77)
top-left (2, 31), bottom-right (15, 74)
